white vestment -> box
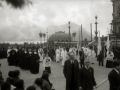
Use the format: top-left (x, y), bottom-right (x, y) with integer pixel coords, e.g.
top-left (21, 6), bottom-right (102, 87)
top-left (89, 50), bottom-right (96, 63)
top-left (56, 49), bottom-right (60, 62)
top-left (43, 56), bottom-right (51, 67)
top-left (61, 49), bottom-right (67, 66)
top-left (106, 51), bottom-right (114, 60)
top-left (7, 49), bottom-right (11, 57)
top-left (38, 48), bottom-right (44, 62)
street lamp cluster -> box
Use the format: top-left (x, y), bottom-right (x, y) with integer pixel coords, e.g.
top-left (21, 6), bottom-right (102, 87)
top-left (39, 32), bottom-right (46, 44)
top-left (95, 15), bottom-right (98, 41)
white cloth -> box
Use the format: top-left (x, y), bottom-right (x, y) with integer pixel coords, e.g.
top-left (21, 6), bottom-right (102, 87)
top-left (43, 56), bottom-right (51, 67)
top-left (114, 68), bottom-right (119, 74)
top-left (14, 48), bottom-right (18, 52)
top-left (106, 51), bottom-right (114, 60)
top-left (56, 49), bottom-right (60, 62)
top-left (61, 49), bottom-right (67, 66)
top-left (7, 49), bottom-right (11, 57)
top-left (69, 48), bottom-right (72, 52)
top-left (89, 50), bottom-right (96, 63)
top-left (69, 47), bottom-right (76, 56)
top-left (38, 48), bottom-right (44, 62)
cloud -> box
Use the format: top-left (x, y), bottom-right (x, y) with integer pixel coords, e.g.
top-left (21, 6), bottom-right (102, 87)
top-left (0, 0), bottom-right (113, 41)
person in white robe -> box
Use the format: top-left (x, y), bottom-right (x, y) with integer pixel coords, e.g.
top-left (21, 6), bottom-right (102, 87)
top-left (7, 47), bottom-right (11, 58)
top-left (106, 49), bottom-right (114, 61)
top-left (106, 49), bottom-right (114, 68)
top-left (73, 47), bottom-right (77, 57)
top-left (69, 46), bottom-right (73, 53)
top-left (56, 47), bottom-right (60, 62)
top-left (38, 47), bottom-right (44, 62)
top-left (7, 46), bottom-right (11, 65)
top-left (59, 47), bottom-right (63, 61)
top-left (89, 48), bottom-right (96, 64)
top-left (43, 53), bottom-right (52, 74)
top-left (61, 47), bottom-right (67, 66)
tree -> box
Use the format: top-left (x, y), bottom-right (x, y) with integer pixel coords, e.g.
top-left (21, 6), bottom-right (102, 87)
top-left (0, 0), bottom-right (32, 9)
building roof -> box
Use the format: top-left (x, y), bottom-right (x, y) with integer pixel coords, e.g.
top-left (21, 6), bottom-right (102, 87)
top-left (48, 31), bottom-right (71, 42)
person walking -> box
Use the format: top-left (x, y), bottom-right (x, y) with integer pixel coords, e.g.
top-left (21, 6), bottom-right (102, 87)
top-left (108, 60), bottom-right (120, 90)
top-left (63, 52), bottom-right (79, 90)
top-left (78, 60), bottom-right (97, 90)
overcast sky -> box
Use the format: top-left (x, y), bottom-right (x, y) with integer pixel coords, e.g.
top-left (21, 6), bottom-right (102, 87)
top-left (0, 0), bottom-right (113, 41)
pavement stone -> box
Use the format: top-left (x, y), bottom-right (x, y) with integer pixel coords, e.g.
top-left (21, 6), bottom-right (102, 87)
top-left (0, 58), bottom-right (112, 90)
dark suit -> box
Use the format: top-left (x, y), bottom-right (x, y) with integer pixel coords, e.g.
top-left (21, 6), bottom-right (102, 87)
top-left (78, 66), bottom-right (96, 90)
top-left (63, 59), bottom-right (79, 90)
top-left (79, 51), bottom-right (85, 67)
top-left (108, 69), bottom-right (120, 90)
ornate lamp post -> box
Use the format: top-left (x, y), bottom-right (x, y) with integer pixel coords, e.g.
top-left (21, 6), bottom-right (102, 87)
top-left (95, 15), bottom-right (98, 41)
top-left (68, 21), bottom-right (71, 41)
top-left (72, 32), bottom-right (76, 41)
top-left (43, 33), bottom-right (46, 44)
top-left (39, 32), bottom-right (43, 44)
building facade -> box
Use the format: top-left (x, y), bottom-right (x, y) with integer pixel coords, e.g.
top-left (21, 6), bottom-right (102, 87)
top-left (111, 0), bottom-right (120, 46)
top-left (111, 0), bottom-right (120, 38)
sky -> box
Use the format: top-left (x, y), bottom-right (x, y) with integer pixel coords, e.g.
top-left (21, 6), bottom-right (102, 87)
top-left (0, 0), bottom-right (113, 41)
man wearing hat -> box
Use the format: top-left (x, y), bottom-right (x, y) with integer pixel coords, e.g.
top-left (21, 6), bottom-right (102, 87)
top-left (63, 52), bottom-right (79, 90)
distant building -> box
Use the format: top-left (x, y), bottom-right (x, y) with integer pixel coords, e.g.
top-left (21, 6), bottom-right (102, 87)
top-left (48, 31), bottom-right (71, 42)
top-left (48, 31), bottom-right (77, 47)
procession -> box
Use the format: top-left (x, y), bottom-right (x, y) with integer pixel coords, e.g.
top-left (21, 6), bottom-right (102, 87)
top-left (0, 0), bottom-right (120, 90)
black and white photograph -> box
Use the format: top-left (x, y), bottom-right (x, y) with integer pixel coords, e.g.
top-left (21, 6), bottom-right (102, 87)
top-left (0, 0), bottom-right (120, 90)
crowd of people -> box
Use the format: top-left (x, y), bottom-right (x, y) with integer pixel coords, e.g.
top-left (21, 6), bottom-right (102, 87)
top-left (0, 69), bottom-right (53, 90)
top-left (0, 42), bottom-right (120, 90)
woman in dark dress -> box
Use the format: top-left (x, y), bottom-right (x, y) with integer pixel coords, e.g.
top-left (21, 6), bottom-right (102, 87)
top-left (30, 49), bottom-right (40, 74)
top-left (9, 48), bottom-right (17, 66)
top-left (21, 48), bottom-right (28, 70)
top-left (27, 49), bottom-right (33, 70)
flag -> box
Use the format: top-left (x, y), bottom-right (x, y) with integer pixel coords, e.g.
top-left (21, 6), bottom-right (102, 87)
top-left (97, 31), bottom-right (101, 55)
top-left (106, 35), bottom-right (110, 51)
top-left (77, 29), bottom-right (81, 53)
top-left (77, 28), bottom-right (81, 61)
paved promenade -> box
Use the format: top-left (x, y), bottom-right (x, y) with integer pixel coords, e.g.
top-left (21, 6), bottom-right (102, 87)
top-left (0, 58), bottom-right (111, 90)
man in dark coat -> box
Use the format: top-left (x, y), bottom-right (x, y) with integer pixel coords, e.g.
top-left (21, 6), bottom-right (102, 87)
top-left (63, 52), bottom-right (79, 90)
top-left (79, 48), bottom-right (85, 67)
top-left (78, 60), bottom-right (97, 90)
top-left (30, 49), bottom-right (40, 74)
top-left (108, 60), bottom-right (120, 90)
top-left (97, 50), bottom-right (104, 66)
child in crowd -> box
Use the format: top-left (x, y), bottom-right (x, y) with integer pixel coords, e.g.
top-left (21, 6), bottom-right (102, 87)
top-left (43, 53), bottom-right (52, 74)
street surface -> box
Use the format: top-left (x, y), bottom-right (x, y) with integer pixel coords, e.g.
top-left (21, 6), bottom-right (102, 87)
top-left (0, 58), bottom-right (111, 90)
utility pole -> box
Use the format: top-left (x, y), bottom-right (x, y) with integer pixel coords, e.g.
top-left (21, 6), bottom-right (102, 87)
top-left (81, 25), bottom-right (83, 46)
top-left (91, 23), bottom-right (92, 41)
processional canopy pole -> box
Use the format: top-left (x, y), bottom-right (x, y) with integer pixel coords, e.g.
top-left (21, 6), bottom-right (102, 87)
top-left (47, 28), bottom-right (48, 54)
